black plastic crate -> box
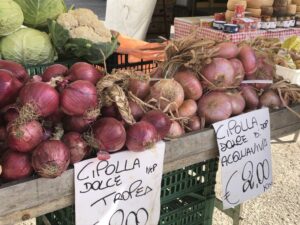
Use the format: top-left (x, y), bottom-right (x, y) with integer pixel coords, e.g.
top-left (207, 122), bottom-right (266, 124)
top-left (26, 53), bottom-right (158, 75)
top-left (37, 159), bottom-right (218, 225)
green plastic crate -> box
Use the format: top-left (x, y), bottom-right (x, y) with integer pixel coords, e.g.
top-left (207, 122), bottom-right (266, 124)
top-left (37, 159), bottom-right (218, 225)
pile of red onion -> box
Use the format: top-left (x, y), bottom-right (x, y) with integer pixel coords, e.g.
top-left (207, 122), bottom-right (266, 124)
top-left (0, 42), bottom-right (286, 183)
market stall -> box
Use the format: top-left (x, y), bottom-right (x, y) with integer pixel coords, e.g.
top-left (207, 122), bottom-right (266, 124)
top-left (1, 1), bottom-right (300, 225)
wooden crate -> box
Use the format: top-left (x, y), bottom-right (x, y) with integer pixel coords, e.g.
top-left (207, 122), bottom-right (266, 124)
top-left (1, 105), bottom-right (300, 225)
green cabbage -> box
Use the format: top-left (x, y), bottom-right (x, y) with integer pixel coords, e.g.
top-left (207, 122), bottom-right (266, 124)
top-left (0, 27), bottom-right (57, 65)
top-left (0, 0), bottom-right (24, 36)
top-left (14, 0), bottom-right (66, 28)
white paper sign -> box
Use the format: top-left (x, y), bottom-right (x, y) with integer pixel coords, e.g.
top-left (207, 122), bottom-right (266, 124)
top-left (213, 108), bottom-right (273, 209)
top-left (74, 141), bottom-right (165, 225)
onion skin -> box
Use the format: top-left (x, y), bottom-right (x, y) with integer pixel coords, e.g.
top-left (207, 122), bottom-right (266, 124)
top-left (150, 67), bottom-right (163, 78)
top-left (238, 45), bottom-right (257, 75)
top-left (215, 42), bottom-right (239, 59)
top-left (126, 121), bottom-right (158, 151)
top-left (61, 80), bottom-right (98, 116)
top-left (62, 132), bottom-right (89, 164)
top-left (240, 85), bottom-right (259, 110)
top-left (178, 99), bottom-right (198, 118)
top-left (129, 101), bottom-right (144, 121)
top-left (259, 90), bottom-right (282, 109)
top-left (167, 121), bottom-right (185, 138)
top-left (7, 120), bottom-right (43, 153)
top-left (226, 90), bottom-right (246, 115)
top-left (93, 118), bottom-right (126, 152)
top-left (187, 116), bottom-right (204, 131)
top-left (42, 64), bottom-right (68, 82)
top-left (64, 115), bottom-right (95, 133)
top-left (229, 58), bottom-right (245, 85)
top-left (0, 69), bottom-right (23, 108)
top-left (32, 140), bottom-right (70, 178)
top-left (197, 91), bottom-right (232, 124)
top-left (174, 70), bottom-right (203, 100)
top-left (141, 110), bottom-right (171, 140)
top-left (201, 58), bottom-right (235, 88)
top-left (67, 62), bottom-right (104, 85)
top-left (19, 82), bottom-right (60, 117)
top-left (149, 79), bottom-right (185, 111)
top-left (128, 79), bottom-right (150, 100)
top-left (1, 150), bottom-right (33, 181)
top-left (0, 60), bottom-right (29, 84)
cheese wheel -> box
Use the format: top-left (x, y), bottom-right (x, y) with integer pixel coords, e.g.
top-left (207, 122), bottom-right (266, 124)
top-left (225, 10), bottom-right (235, 22)
top-left (297, 5), bottom-right (300, 11)
top-left (292, 0), bottom-right (300, 5)
top-left (246, 0), bottom-right (262, 8)
top-left (261, 6), bottom-right (274, 15)
top-left (273, 6), bottom-right (288, 15)
top-left (261, 0), bottom-right (274, 7)
top-left (227, 0), bottom-right (247, 10)
top-left (288, 4), bottom-right (297, 15)
top-left (246, 8), bottom-right (262, 17)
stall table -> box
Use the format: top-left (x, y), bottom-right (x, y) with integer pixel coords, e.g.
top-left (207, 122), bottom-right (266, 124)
top-left (1, 105), bottom-right (300, 225)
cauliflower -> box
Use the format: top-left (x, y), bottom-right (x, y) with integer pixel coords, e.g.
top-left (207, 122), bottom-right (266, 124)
top-left (48, 8), bottom-right (118, 64)
top-left (56, 8), bottom-right (112, 43)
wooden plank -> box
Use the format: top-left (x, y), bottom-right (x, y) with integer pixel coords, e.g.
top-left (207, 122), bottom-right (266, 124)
top-left (1, 106), bottom-right (300, 225)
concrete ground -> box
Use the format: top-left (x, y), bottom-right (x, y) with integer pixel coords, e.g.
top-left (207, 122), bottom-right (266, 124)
top-left (213, 133), bottom-right (300, 225)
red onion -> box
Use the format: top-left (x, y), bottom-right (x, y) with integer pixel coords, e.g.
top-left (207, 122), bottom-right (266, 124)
top-left (0, 126), bottom-right (7, 142)
top-left (97, 151), bottom-right (111, 160)
top-left (238, 45), bottom-right (257, 75)
top-left (46, 109), bottom-right (65, 124)
top-left (141, 110), bottom-right (171, 140)
top-left (201, 58), bottom-right (235, 88)
top-left (226, 90), bottom-right (246, 115)
top-left (62, 132), bottom-right (89, 164)
top-left (197, 91), bottom-right (232, 124)
top-left (149, 79), bottom-right (184, 111)
top-left (128, 78), bottom-right (150, 100)
top-left (93, 118), bottom-right (126, 152)
top-left (30, 75), bottom-right (42, 83)
top-left (1, 150), bottom-right (33, 181)
top-left (187, 116), bottom-right (204, 131)
top-left (61, 80), bottom-right (98, 116)
top-left (215, 42), bottom-right (239, 59)
top-left (246, 56), bottom-right (274, 90)
top-left (129, 101), bottom-right (144, 121)
top-left (67, 62), bottom-right (104, 85)
top-left (167, 121), bottom-right (185, 138)
top-left (229, 58), bottom-right (245, 85)
top-left (64, 115), bottom-right (95, 133)
top-left (174, 69), bottom-right (203, 100)
top-left (2, 104), bottom-right (19, 123)
top-left (240, 85), bottom-right (259, 110)
top-left (150, 67), bottom-right (163, 78)
top-left (259, 90), bottom-right (282, 109)
top-left (126, 121), bottom-right (158, 151)
top-left (42, 64), bottom-right (68, 82)
top-left (7, 120), bottom-right (43, 153)
top-left (101, 104), bottom-right (121, 119)
top-left (0, 60), bottom-right (29, 83)
top-left (178, 99), bottom-right (198, 117)
top-left (0, 69), bottom-right (23, 108)
top-left (19, 82), bottom-right (59, 117)
top-left (32, 140), bottom-right (70, 178)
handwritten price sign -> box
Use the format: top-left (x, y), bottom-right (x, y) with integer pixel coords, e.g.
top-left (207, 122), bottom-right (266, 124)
top-left (74, 142), bottom-right (165, 225)
top-left (213, 108), bottom-right (273, 209)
